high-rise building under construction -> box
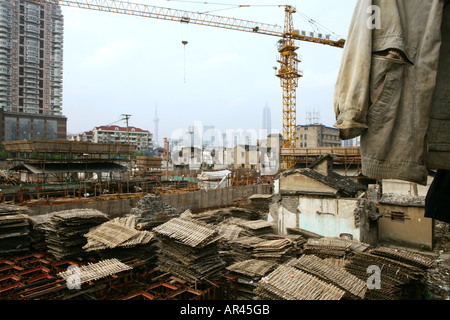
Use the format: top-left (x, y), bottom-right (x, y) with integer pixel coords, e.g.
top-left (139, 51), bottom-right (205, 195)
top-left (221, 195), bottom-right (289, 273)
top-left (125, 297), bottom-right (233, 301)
top-left (0, 0), bottom-right (67, 141)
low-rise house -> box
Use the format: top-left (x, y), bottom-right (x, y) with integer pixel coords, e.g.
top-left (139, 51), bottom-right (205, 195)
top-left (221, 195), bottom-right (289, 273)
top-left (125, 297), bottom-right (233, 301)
top-left (270, 155), bottom-right (379, 245)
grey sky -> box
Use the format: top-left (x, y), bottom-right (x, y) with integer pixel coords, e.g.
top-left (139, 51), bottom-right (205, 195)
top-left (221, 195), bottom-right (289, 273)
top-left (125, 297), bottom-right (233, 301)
top-left (61, 0), bottom-right (357, 146)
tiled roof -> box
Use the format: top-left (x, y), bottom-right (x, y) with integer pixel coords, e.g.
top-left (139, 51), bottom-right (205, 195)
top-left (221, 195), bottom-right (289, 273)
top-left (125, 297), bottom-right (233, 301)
top-left (94, 125), bottom-right (150, 133)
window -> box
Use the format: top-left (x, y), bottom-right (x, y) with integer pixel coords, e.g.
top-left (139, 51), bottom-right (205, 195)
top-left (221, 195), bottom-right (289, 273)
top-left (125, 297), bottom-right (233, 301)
top-left (390, 210), bottom-right (408, 222)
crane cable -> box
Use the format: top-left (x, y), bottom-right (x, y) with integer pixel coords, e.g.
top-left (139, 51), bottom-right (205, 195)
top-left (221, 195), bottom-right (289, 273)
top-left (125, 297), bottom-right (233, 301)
top-left (295, 11), bottom-right (345, 41)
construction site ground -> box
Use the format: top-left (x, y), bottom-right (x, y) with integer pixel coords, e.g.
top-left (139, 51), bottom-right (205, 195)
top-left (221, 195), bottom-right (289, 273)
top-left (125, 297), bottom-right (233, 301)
top-left (0, 202), bottom-right (448, 301)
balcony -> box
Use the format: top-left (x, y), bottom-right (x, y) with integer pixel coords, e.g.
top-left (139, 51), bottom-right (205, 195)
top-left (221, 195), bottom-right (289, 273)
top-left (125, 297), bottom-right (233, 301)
top-left (24, 61), bottom-right (40, 69)
top-left (25, 15), bottom-right (39, 24)
top-left (24, 56), bottom-right (39, 64)
top-left (24, 99), bottom-right (39, 105)
top-left (25, 24), bottom-right (40, 33)
top-left (24, 78), bottom-right (38, 84)
top-left (24, 89), bottom-right (38, 95)
top-left (25, 31), bottom-right (39, 39)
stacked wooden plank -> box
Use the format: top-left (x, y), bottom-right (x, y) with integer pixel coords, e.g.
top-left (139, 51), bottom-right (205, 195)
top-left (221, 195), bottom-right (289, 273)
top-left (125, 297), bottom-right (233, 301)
top-left (261, 234), bottom-right (306, 256)
top-left (227, 236), bottom-right (267, 263)
top-left (0, 205), bottom-right (32, 254)
top-left (57, 258), bottom-right (132, 287)
top-left (343, 250), bottom-right (432, 300)
top-left (83, 216), bottom-right (158, 266)
top-left (237, 219), bottom-right (275, 237)
top-left (369, 247), bottom-right (435, 270)
top-left (303, 237), bottom-right (353, 259)
top-left (153, 217), bottom-right (226, 284)
top-left (27, 213), bottom-right (52, 252)
top-left (254, 264), bottom-right (345, 300)
top-left (286, 227), bottom-right (323, 239)
top-left (288, 254), bottom-right (367, 299)
top-left (226, 259), bottom-right (277, 300)
top-left (253, 238), bottom-right (296, 263)
top-left (214, 220), bottom-right (245, 264)
top-left (43, 209), bottom-right (109, 260)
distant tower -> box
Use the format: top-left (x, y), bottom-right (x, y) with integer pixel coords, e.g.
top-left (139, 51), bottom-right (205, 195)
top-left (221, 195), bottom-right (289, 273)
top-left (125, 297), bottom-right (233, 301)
top-left (153, 105), bottom-right (159, 148)
top-left (262, 103), bottom-right (271, 136)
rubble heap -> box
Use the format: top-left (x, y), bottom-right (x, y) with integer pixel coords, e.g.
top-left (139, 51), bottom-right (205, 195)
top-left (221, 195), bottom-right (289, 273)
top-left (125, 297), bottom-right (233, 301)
top-left (181, 207), bottom-right (263, 224)
top-left (43, 209), bottom-right (109, 260)
top-left (0, 205), bottom-right (32, 254)
top-left (153, 217), bottom-right (226, 284)
top-left (226, 259), bottom-right (277, 300)
top-left (248, 194), bottom-right (273, 219)
top-left (83, 216), bottom-right (158, 266)
top-left (128, 195), bottom-right (178, 229)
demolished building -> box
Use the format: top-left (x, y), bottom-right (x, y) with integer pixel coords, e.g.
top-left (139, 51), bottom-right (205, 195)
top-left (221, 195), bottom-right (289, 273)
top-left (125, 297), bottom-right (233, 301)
top-left (269, 155), bottom-right (380, 245)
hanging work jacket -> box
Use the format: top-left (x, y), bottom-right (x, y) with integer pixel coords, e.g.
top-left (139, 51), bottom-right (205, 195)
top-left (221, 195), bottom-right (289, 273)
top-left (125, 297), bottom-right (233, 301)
top-left (333, 0), bottom-right (450, 185)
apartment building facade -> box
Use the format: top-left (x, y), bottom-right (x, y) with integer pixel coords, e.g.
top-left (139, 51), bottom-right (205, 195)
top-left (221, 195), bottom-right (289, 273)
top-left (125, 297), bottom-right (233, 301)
top-left (295, 124), bottom-right (341, 148)
top-left (0, 0), bottom-right (66, 141)
top-left (93, 125), bottom-right (153, 152)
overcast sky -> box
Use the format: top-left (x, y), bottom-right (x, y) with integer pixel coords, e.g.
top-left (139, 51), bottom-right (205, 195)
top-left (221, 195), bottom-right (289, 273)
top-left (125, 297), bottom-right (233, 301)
top-left (61, 0), bottom-right (357, 146)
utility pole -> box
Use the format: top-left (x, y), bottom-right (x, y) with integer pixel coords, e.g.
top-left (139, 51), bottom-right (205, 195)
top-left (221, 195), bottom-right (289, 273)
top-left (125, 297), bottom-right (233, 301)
top-left (121, 114), bottom-right (132, 179)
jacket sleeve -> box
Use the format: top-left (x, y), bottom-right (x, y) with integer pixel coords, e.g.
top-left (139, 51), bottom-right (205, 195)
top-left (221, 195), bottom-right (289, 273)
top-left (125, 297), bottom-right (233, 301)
top-left (334, 0), bottom-right (373, 140)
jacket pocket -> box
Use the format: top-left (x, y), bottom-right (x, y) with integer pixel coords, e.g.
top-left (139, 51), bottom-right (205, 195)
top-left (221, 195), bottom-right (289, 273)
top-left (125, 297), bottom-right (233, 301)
top-left (367, 52), bottom-right (407, 132)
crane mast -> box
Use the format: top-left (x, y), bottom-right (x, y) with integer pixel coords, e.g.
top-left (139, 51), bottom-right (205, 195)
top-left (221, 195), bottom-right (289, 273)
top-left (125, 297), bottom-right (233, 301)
top-left (277, 6), bottom-right (300, 170)
top-left (32, 0), bottom-right (344, 171)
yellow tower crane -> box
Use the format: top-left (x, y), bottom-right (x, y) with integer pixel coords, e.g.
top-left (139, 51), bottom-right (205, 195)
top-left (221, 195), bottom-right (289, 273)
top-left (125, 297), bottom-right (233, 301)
top-left (32, 0), bottom-right (345, 171)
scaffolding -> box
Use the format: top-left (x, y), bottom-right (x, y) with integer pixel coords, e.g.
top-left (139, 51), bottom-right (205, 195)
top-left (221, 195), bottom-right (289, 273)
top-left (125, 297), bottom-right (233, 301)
top-left (1, 140), bottom-right (136, 201)
top-left (280, 146), bottom-right (361, 176)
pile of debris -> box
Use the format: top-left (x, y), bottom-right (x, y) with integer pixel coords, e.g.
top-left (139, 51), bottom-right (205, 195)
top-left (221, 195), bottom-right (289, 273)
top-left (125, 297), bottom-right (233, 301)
top-left (181, 207), bottom-right (263, 224)
top-left (248, 194), bottom-right (273, 219)
top-left (0, 170), bottom-right (20, 185)
top-left (226, 259), bottom-right (277, 300)
top-left (0, 205), bottom-right (32, 254)
top-left (254, 264), bottom-right (345, 300)
top-left (43, 209), bottom-right (109, 260)
top-left (128, 195), bottom-right (178, 230)
top-left (153, 217), bottom-right (226, 284)
top-left (83, 216), bottom-right (158, 266)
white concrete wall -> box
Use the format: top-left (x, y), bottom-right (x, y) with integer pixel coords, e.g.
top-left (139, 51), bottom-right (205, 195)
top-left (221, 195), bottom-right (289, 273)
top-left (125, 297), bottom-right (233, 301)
top-left (382, 177), bottom-right (433, 197)
top-left (277, 196), bottom-right (360, 240)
